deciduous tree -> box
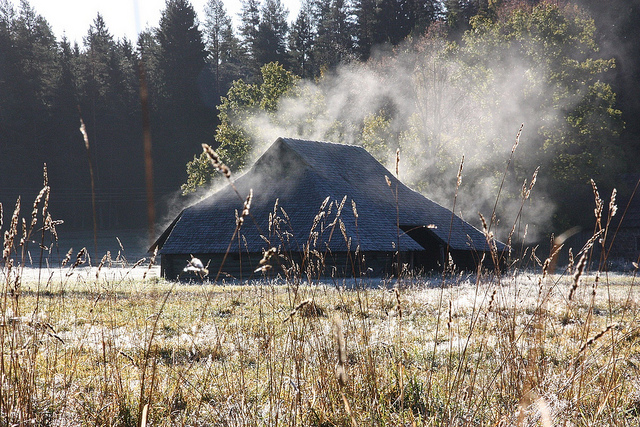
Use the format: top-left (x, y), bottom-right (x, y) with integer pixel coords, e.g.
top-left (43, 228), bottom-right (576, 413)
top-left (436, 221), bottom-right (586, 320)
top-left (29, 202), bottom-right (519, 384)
top-left (183, 62), bottom-right (299, 191)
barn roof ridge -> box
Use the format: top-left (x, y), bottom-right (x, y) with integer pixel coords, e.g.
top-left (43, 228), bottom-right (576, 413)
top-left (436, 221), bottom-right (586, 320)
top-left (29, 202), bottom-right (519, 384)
top-left (277, 137), bottom-right (472, 234)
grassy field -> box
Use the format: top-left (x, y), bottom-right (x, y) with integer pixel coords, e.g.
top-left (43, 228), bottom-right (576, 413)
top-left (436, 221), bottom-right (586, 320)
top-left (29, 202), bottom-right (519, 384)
top-left (1, 265), bottom-right (639, 426)
top-left (2, 148), bottom-right (639, 426)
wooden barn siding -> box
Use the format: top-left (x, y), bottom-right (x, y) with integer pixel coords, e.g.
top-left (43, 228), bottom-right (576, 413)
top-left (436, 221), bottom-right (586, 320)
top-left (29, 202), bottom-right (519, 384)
top-left (606, 228), bottom-right (640, 264)
top-left (160, 248), bottom-right (494, 281)
top-left (161, 251), bottom-right (429, 281)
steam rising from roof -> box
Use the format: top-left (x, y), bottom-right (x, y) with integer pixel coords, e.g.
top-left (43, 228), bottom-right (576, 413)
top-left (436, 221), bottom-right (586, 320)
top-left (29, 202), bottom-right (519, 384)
top-left (225, 35), bottom-right (568, 241)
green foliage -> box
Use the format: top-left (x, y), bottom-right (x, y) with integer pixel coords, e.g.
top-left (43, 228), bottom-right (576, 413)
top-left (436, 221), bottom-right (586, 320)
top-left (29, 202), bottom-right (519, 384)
top-left (215, 119), bottom-right (253, 172)
top-left (259, 61), bottom-right (299, 111)
top-left (217, 63), bottom-right (298, 166)
top-left (361, 111), bottom-right (394, 163)
top-left (153, 0), bottom-right (218, 197)
top-left (156, 0), bottom-right (206, 101)
top-left (183, 62), bottom-right (299, 192)
top-left (184, 2), bottom-right (626, 231)
top-left (181, 153), bottom-right (215, 195)
top-left (459, 2), bottom-right (624, 227)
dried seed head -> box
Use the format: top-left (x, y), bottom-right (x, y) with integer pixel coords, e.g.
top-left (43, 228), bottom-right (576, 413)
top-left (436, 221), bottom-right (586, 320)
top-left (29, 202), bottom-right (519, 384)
top-left (479, 213), bottom-right (488, 234)
top-left (567, 247), bottom-right (574, 273)
top-left (591, 179), bottom-right (602, 226)
top-left (280, 206), bottom-right (290, 222)
top-left (79, 118), bottom-right (90, 150)
top-left (61, 248), bottom-right (73, 267)
top-left (580, 230), bottom-right (603, 255)
top-left (254, 264), bottom-right (272, 274)
top-left (255, 247), bottom-right (277, 273)
top-left (529, 167), bottom-right (539, 194)
top-left (569, 252), bottom-right (587, 300)
top-left (131, 257), bottom-right (146, 269)
top-left (311, 211), bottom-right (325, 231)
top-left (337, 195), bottom-right (347, 217)
top-left (320, 196), bottom-right (330, 211)
top-left (487, 289), bottom-right (497, 312)
top-left (202, 143), bottom-right (220, 164)
top-left (30, 186), bottom-right (49, 231)
top-left (66, 248), bottom-right (87, 276)
top-left (523, 167), bottom-right (539, 200)
top-left (44, 215), bottom-right (63, 242)
top-left (512, 123), bottom-right (523, 154)
top-left (202, 143), bottom-right (231, 179)
top-left (73, 248), bottom-right (86, 268)
top-left (456, 156), bottom-right (464, 188)
top-left (41, 164), bottom-right (50, 217)
top-left (385, 175), bottom-right (392, 187)
top-left (609, 188), bottom-right (617, 219)
top-left (96, 253), bottom-right (108, 279)
top-left (579, 323), bottom-right (617, 354)
top-left (242, 189), bottom-right (252, 217)
top-left (3, 197), bottom-right (20, 261)
top-left (21, 218), bottom-right (26, 245)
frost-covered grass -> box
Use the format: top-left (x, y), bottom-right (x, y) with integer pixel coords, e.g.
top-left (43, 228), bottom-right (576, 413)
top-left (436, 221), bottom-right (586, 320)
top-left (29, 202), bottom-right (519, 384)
top-left (3, 140), bottom-right (639, 425)
top-left (2, 267), bottom-right (639, 426)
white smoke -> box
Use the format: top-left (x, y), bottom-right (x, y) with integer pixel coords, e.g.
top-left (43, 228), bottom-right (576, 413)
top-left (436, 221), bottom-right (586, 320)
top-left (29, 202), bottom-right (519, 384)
top-left (226, 34), bottom-right (568, 243)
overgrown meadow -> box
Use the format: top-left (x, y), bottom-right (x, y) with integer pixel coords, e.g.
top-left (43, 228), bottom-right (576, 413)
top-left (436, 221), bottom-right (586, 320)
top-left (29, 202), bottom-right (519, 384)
top-left (1, 152), bottom-right (640, 427)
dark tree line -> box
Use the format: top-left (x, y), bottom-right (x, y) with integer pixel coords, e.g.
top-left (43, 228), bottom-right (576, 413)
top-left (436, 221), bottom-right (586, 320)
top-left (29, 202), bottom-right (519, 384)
top-left (0, 0), bottom-right (639, 234)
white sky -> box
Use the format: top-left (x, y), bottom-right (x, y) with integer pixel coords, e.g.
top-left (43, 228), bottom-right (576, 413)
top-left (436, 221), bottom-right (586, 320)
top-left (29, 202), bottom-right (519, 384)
top-left (10, 0), bottom-right (301, 45)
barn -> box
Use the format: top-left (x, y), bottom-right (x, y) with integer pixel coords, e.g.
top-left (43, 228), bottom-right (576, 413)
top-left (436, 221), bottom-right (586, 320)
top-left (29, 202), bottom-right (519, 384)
top-left (151, 138), bottom-right (506, 280)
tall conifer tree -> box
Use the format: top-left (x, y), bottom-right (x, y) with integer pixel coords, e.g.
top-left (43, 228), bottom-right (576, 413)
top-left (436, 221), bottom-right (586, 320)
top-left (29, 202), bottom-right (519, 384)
top-left (155, 0), bottom-right (211, 192)
top-left (254, 0), bottom-right (289, 66)
top-left (288, 0), bottom-right (316, 77)
top-left (204, 0), bottom-right (244, 99)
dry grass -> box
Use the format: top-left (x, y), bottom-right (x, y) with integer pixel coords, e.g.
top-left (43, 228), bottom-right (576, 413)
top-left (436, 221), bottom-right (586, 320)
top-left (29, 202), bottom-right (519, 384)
top-left (1, 263), bottom-right (639, 425)
top-left (2, 154), bottom-right (640, 426)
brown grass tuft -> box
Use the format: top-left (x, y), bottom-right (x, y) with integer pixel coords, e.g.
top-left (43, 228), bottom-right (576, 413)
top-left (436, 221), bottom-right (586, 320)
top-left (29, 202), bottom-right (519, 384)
top-left (333, 315), bottom-right (348, 387)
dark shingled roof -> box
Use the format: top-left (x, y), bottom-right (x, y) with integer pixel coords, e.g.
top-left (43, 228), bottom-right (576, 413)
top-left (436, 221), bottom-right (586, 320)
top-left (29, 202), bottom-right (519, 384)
top-left (154, 138), bottom-right (504, 255)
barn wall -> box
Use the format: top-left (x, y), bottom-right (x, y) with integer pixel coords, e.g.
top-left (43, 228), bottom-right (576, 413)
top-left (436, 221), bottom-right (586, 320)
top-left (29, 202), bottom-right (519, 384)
top-left (606, 228), bottom-right (640, 267)
top-left (160, 247), bottom-right (502, 281)
top-left (450, 249), bottom-right (495, 271)
top-left (160, 247), bottom-right (501, 281)
top-left (161, 250), bottom-right (420, 281)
